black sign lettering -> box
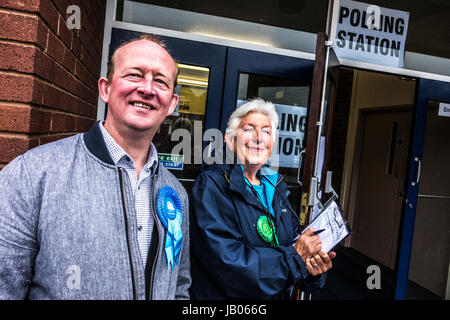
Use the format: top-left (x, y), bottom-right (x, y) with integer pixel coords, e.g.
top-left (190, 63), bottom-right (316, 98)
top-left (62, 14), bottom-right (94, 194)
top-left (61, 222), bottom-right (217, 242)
top-left (339, 6), bottom-right (350, 23)
top-left (395, 18), bottom-right (405, 35)
top-left (350, 8), bottom-right (361, 27)
top-left (282, 138), bottom-right (293, 155)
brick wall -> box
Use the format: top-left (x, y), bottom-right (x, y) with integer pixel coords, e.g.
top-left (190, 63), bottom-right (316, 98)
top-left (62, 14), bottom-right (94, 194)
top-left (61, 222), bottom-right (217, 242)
top-left (0, 0), bottom-right (106, 169)
top-left (328, 67), bottom-right (354, 197)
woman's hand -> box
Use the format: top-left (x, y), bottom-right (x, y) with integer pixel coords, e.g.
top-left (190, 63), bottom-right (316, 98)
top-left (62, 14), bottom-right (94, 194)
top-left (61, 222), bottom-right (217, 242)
top-left (294, 228), bottom-right (336, 276)
top-left (294, 228), bottom-right (322, 261)
top-left (305, 250), bottom-right (336, 276)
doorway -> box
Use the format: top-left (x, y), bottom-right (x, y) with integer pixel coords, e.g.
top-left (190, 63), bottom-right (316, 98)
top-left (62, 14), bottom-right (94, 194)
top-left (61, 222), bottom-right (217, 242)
top-left (320, 69), bottom-right (418, 299)
top-left (351, 110), bottom-right (411, 269)
top-left (342, 70), bottom-right (416, 272)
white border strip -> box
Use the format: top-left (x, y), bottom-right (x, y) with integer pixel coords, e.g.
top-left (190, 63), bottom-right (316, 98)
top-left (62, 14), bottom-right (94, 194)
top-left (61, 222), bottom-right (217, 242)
top-left (339, 58), bottom-right (450, 82)
top-left (110, 20), bottom-right (316, 61)
top-left (97, 0), bottom-right (116, 120)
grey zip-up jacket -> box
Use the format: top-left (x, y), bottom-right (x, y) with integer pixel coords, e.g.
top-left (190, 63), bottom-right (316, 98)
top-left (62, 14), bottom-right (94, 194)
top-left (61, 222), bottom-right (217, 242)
top-left (0, 122), bottom-right (191, 299)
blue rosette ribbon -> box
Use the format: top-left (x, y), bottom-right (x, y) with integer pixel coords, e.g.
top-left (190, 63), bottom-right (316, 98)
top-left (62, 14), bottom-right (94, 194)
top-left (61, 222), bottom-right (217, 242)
top-left (157, 186), bottom-right (183, 270)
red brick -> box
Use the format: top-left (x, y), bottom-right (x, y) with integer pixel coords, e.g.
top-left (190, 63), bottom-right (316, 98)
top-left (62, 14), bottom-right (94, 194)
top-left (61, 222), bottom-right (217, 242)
top-left (29, 108), bottom-right (52, 132)
top-left (0, 134), bottom-right (38, 162)
top-left (70, 34), bottom-right (82, 59)
top-left (38, 0), bottom-right (59, 35)
top-left (33, 48), bottom-right (57, 80)
top-left (31, 77), bottom-right (97, 117)
top-left (0, 104), bottom-right (32, 132)
top-left (33, 50), bottom-right (97, 105)
top-left (57, 14), bottom-right (73, 48)
top-left (45, 31), bottom-right (65, 64)
top-left (0, 73), bottom-right (35, 103)
top-left (50, 112), bottom-right (77, 132)
top-left (75, 116), bottom-right (95, 132)
top-left (0, 10), bottom-right (48, 50)
top-left (0, 103), bottom-right (52, 133)
top-left (79, 44), bottom-right (99, 77)
top-left (62, 47), bottom-right (76, 72)
top-left (0, 0), bottom-right (40, 12)
top-left (0, 42), bottom-right (36, 74)
top-left (0, 11), bottom-right (39, 44)
top-left (75, 58), bottom-right (98, 91)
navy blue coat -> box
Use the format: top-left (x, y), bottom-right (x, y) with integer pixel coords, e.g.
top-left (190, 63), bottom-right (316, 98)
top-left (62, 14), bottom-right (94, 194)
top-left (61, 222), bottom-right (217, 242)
top-left (190, 163), bottom-right (324, 299)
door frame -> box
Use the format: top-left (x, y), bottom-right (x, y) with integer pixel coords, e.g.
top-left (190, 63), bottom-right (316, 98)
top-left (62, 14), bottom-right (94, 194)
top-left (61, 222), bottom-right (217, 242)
top-left (395, 79), bottom-right (450, 299)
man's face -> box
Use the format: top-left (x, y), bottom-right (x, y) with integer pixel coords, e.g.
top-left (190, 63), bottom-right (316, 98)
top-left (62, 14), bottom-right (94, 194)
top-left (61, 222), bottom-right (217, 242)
top-left (99, 40), bottom-right (179, 137)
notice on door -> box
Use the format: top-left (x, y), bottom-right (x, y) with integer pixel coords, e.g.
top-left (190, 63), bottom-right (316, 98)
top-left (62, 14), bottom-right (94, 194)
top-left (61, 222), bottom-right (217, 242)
top-left (273, 103), bottom-right (308, 169)
top-left (158, 153), bottom-right (184, 170)
top-left (438, 103), bottom-right (450, 117)
top-left (335, 0), bottom-right (409, 68)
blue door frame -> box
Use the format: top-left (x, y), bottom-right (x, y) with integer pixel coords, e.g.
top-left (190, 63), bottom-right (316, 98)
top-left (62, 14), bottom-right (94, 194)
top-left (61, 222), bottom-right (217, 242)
top-left (220, 47), bottom-right (314, 132)
top-left (395, 78), bottom-right (450, 299)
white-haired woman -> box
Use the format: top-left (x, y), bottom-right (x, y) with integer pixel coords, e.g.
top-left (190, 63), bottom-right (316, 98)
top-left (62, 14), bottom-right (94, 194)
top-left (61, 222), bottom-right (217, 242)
top-left (190, 98), bottom-right (335, 299)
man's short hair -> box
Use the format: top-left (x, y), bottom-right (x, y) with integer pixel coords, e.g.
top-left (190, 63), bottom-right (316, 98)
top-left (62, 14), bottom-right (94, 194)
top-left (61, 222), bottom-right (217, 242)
top-left (106, 34), bottom-right (178, 89)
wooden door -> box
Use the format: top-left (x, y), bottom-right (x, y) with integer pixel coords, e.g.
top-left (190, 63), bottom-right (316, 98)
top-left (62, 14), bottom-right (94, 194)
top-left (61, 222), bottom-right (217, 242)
top-left (351, 110), bottom-right (411, 269)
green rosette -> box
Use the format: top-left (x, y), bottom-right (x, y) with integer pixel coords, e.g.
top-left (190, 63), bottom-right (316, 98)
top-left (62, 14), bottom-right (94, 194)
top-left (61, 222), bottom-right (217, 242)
top-left (257, 215), bottom-right (276, 246)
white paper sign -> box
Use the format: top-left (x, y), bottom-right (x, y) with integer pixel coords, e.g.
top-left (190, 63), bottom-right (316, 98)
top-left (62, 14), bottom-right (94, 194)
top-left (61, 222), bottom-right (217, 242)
top-left (273, 103), bottom-right (308, 168)
top-left (438, 103), bottom-right (450, 117)
top-left (335, 0), bottom-right (409, 68)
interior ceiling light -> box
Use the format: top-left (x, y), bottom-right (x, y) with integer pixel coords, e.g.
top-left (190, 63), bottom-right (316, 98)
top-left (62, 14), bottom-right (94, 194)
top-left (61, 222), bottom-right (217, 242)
top-left (177, 63), bottom-right (210, 72)
top-left (191, 31), bottom-right (273, 47)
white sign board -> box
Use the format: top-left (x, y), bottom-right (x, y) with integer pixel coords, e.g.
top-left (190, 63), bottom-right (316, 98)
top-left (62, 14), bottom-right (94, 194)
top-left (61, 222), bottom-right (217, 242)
top-left (438, 103), bottom-right (450, 117)
top-left (236, 100), bottom-right (307, 169)
top-left (335, 0), bottom-right (409, 68)
top-left (274, 103), bottom-right (308, 168)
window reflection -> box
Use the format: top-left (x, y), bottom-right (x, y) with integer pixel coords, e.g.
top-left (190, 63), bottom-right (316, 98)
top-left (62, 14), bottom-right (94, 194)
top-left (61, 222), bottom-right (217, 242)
top-left (153, 63), bottom-right (210, 189)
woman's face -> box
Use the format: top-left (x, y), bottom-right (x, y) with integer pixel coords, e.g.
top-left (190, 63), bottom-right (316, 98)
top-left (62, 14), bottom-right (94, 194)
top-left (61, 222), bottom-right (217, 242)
top-left (228, 111), bottom-right (274, 166)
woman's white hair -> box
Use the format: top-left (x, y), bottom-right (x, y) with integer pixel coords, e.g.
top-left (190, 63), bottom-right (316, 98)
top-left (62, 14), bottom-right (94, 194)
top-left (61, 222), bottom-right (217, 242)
top-left (225, 98), bottom-right (278, 142)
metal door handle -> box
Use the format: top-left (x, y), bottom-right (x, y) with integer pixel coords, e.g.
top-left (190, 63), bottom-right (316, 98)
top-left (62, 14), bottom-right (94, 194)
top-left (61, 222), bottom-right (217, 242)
top-left (297, 148), bottom-right (306, 187)
top-left (411, 157), bottom-right (421, 186)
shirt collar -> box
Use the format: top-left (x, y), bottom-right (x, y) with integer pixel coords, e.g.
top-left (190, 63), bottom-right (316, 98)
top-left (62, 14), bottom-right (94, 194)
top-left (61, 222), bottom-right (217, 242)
top-left (99, 121), bottom-right (158, 173)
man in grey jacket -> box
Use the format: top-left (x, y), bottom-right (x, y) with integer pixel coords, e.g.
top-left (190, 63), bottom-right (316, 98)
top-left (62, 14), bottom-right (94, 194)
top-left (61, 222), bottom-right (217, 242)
top-left (0, 35), bottom-right (191, 299)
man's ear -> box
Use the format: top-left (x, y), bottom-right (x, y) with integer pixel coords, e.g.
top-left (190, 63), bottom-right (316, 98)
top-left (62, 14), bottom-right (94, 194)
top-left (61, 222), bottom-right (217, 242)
top-left (98, 77), bottom-right (111, 103)
top-left (166, 93), bottom-right (180, 116)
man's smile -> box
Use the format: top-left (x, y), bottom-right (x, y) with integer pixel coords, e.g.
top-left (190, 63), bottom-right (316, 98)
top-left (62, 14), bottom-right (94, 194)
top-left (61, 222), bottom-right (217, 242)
top-left (131, 101), bottom-right (155, 110)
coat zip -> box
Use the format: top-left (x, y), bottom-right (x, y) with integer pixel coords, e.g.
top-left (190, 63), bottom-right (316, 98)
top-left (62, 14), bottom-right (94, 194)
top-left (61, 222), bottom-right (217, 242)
top-left (118, 168), bottom-right (138, 300)
top-left (147, 173), bottom-right (161, 299)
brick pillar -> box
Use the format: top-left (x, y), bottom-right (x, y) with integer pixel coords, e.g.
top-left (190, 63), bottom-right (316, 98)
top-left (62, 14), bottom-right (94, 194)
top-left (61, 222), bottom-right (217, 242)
top-left (0, 0), bottom-right (107, 169)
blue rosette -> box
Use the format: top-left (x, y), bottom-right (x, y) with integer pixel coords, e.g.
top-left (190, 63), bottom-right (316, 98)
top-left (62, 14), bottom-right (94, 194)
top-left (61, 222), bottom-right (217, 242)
top-left (157, 186), bottom-right (183, 270)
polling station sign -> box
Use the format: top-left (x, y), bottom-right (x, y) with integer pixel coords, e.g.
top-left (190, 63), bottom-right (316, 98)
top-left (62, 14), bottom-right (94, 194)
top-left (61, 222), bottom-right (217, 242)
top-left (273, 103), bottom-right (308, 169)
top-left (335, 0), bottom-right (409, 68)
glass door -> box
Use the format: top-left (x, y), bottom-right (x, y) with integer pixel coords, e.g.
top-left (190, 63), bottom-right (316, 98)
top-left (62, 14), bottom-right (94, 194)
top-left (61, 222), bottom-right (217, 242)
top-left (396, 79), bottom-right (450, 299)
